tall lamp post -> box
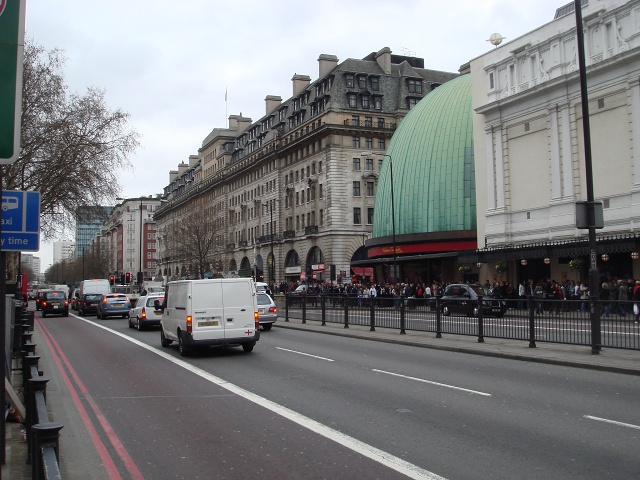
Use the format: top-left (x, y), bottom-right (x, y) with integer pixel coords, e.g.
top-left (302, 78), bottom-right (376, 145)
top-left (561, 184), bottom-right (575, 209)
top-left (138, 198), bottom-right (143, 286)
top-left (270, 200), bottom-right (275, 284)
top-left (362, 152), bottom-right (396, 282)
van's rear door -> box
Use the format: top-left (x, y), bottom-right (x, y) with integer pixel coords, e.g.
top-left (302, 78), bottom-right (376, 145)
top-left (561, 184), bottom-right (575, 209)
top-left (221, 279), bottom-right (257, 339)
top-left (190, 282), bottom-right (224, 341)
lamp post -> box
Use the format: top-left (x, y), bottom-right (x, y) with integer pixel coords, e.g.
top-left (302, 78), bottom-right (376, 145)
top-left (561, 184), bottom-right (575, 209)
top-left (270, 200), bottom-right (275, 284)
top-left (362, 152), bottom-right (396, 282)
top-left (139, 198), bottom-right (143, 286)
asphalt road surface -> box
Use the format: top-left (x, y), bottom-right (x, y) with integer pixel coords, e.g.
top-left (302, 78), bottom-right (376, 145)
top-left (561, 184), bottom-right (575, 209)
top-left (36, 311), bottom-right (640, 480)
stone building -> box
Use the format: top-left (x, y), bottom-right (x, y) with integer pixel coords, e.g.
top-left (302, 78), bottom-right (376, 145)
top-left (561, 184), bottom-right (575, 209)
top-left (155, 47), bottom-right (458, 285)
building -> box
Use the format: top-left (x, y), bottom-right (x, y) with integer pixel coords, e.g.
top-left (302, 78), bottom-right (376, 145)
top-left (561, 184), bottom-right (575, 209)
top-left (21, 253), bottom-right (41, 277)
top-left (102, 197), bottom-right (162, 283)
top-left (155, 47), bottom-right (458, 285)
top-left (75, 206), bottom-right (112, 259)
top-left (462, 0), bottom-right (640, 284)
top-left (53, 241), bottom-right (75, 263)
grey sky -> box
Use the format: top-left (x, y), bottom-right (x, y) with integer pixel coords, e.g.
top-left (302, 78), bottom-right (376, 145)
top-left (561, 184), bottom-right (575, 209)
top-left (25, 0), bottom-right (566, 269)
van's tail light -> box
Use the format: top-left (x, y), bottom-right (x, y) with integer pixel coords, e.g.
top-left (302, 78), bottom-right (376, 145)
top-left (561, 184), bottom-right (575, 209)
top-left (141, 307), bottom-right (147, 319)
top-left (254, 311), bottom-right (260, 329)
top-left (186, 315), bottom-right (192, 332)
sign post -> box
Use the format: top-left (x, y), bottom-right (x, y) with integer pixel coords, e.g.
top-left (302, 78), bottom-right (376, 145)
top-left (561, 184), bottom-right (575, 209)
top-left (1, 190), bottom-right (41, 251)
top-left (0, 0), bottom-right (27, 164)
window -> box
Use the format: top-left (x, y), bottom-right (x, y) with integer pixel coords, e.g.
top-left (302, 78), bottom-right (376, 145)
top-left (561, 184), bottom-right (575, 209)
top-left (295, 171), bottom-right (299, 182)
top-left (352, 158), bottom-right (361, 171)
top-left (320, 209), bottom-right (324, 226)
top-left (365, 158), bottom-right (373, 170)
top-left (378, 117), bottom-right (385, 128)
top-left (364, 116), bottom-right (372, 127)
top-left (367, 208), bottom-right (374, 224)
top-left (366, 181), bottom-right (374, 196)
top-left (319, 184), bottom-right (323, 198)
top-left (374, 97), bottom-right (382, 110)
top-left (365, 138), bottom-right (372, 149)
top-left (361, 95), bottom-right (370, 109)
top-left (378, 158), bottom-right (383, 170)
top-left (348, 93), bottom-right (357, 108)
top-left (370, 77), bottom-right (379, 91)
top-left (408, 79), bottom-right (423, 93)
top-left (352, 115), bottom-right (360, 126)
top-left (489, 72), bottom-right (495, 90)
top-left (378, 138), bottom-right (385, 149)
top-left (301, 190), bottom-right (305, 203)
top-left (408, 98), bottom-right (418, 109)
top-left (318, 161), bottom-right (322, 173)
top-left (296, 192), bottom-right (299, 206)
top-left (358, 76), bottom-right (367, 89)
top-left (346, 74), bottom-right (354, 87)
top-left (352, 136), bottom-right (360, 148)
top-left (353, 181), bottom-right (361, 196)
top-left (353, 207), bottom-right (361, 225)
top-left (296, 216), bottom-right (300, 230)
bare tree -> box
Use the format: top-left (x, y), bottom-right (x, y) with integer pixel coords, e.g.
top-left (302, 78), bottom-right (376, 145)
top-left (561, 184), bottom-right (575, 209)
top-left (3, 39), bottom-right (140, 240)
top-left (169, 211), bottom-right (218, 279)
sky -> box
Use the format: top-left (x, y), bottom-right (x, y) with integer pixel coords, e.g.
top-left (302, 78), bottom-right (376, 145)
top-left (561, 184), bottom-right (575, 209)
top-left (24, 0), bottom-right (566, 272)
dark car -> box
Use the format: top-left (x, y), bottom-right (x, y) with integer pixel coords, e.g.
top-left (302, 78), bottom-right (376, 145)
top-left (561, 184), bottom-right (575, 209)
top-left (40, 291), bottom-right (69, 317)
top-left (78, 293), bottom-right (103, 316)
top-left (440, 284), bottom-right (507, 318)
top-left (35, 289), bottom-right (52, 311)
top-left (96, 293), bottom-right (132, 319)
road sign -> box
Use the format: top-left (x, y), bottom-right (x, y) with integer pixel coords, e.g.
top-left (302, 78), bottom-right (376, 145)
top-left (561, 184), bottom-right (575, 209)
top-left (1, 190), bottom-right (40, 251)
top-left (0, 0), bottom-right (26, 164)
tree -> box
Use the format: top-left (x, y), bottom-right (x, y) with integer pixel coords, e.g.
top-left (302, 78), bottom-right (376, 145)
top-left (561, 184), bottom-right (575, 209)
top-left (169, 211), bottom-right (218, 279)
top-left (3, 39), bottom-right (140, 240)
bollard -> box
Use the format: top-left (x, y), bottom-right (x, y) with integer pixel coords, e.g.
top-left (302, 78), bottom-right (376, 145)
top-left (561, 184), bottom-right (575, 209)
top-left (302, 294), bottom-right (307, 324)
top-left (26, 377), bottom-right (50, 465)
top-left (477, 296), bottom-right (485, 343)
top-left (435, 296), bottom-right (442, 338)
top-left (22, 354), bottom-right (40, 387)
top-left (344, 296), bottom-right (349, 328)
top-left (31, 423), bottom-right (64, 480)
top-left (400, 296), bottom-right (406, 334)
top-left (527, 295), bottom-right (536, 348)
top-left (369, 298), bottom-right (375, 332)
top-left (321, 295), bottom-right (326, 326)
top-left (21, 310), bottom-right (35, 329)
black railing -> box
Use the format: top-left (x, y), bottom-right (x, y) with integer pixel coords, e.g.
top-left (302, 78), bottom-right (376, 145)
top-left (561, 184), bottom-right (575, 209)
top-left (278, 294), bottom-right (640, 351)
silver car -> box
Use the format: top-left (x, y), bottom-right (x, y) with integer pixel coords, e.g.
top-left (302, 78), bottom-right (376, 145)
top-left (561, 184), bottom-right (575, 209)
top-left (128, 293), bottom-right (165, 330)
top-left (256, 293), bottom-right (277, 330)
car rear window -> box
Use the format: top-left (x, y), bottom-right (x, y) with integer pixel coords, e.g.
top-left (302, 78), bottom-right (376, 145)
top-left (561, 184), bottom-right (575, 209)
top-left (85, 294), bottom-right (102, 301)
top-left (107, 296), bottom-right (128, 303)
top-left (146, 297), bottom-right (164, 307)
top-left (47, 293), bottom-right (65, 300)
top-left (256, 294), bottom-right (272, 305)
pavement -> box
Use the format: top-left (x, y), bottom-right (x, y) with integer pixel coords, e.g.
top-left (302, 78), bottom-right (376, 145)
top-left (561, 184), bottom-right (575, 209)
top-left (4, 314), bottom-right (640, 479)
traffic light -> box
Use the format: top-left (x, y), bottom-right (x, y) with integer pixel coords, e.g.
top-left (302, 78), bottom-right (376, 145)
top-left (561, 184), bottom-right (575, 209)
top-left (125, 272), bottom-right (131, 284)
top-left (109, 275), bottom-right (115, 286)
top-left (120, 274), bottom-right (125, 285)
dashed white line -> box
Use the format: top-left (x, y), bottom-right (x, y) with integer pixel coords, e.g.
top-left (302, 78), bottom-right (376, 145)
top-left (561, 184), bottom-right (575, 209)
top-left (275, 346), bottom-right (334, 361)
top-left (584, 415), bottom-right (640, 430)
top-left (372, 369), bottom-right (492, 397)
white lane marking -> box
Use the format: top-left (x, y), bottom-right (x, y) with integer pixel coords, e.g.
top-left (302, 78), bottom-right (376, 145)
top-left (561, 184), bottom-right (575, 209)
top-left (373, 369), bottom-right (492, 397)
top-left (584, 415), bottom-right (640, 430)
top-left (275, 346), bottom-right (334, 362)
top-left (73, 317), bottom-right (447, 480)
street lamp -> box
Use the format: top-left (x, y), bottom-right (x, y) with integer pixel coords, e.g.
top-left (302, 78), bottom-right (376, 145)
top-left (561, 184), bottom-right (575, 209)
top-left (270, 200), bottom-right (275, 284)
top-left (362, 152), bottom-right (396, 282)
top-left (138, 198), bottom-right (143, 286)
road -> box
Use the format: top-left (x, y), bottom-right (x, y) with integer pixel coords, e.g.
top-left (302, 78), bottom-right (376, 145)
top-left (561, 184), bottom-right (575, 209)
top-left (36, 310), bottom-right (640, 480)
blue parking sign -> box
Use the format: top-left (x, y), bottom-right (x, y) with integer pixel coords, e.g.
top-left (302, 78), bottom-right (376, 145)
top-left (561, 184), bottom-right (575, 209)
top-left (1, 190), bottom-right (40, 251)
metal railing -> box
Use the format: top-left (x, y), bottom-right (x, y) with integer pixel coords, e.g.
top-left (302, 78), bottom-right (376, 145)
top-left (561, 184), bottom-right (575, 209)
top-left (19, 311), bottom-right (64, 479)
top-left (278, 294), bottom-right (640, 351)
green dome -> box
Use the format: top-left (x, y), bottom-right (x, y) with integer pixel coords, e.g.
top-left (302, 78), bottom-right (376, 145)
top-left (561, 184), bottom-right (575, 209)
top-left (372, 74), bottom-right (475, 238)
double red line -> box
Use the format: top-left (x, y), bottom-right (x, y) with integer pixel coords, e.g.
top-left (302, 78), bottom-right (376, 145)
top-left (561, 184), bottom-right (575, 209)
top-left (37, 318), bottom-right (144, 480)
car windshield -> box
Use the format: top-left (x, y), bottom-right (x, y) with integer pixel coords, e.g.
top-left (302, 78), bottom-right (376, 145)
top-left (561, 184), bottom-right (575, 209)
top-left (146, 297), bottom-right (163, 307)
top-left (256, 293), bottom-right (272, 305)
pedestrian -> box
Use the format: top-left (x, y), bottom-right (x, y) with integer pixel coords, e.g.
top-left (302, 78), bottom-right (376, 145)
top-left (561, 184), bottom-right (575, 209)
top-left (633, 280), bottom-right (640, 323)
top-left (600, 281), bottom-right (610, 317)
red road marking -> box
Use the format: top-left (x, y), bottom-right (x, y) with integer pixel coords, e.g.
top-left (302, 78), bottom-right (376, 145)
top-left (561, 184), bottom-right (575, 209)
top-left (37, 318), bottom-right (144, 480)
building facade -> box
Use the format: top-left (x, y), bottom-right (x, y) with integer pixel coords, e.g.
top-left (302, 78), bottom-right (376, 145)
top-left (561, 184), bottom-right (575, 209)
top-left (53, 241), bottom-right (75, 263)
top-left (75, 206), bottom-right (112, 259)
top-left (102, 197), bottom-right (162, 283)
top-left (155, 47), bottom-right (458, 285)
top-left (464, 0), bottom-right (640, 283)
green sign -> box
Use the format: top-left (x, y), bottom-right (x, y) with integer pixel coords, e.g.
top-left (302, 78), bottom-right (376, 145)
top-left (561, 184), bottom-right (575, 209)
top-left (0, 0), bottom-right (26, 164)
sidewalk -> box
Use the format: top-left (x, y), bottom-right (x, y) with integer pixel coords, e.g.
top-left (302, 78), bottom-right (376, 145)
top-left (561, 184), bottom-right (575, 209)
top-left (4, 315), bottom-right (640, 479)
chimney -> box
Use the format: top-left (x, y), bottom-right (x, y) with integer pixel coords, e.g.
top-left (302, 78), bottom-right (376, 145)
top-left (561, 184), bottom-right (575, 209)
top-left (228, 115), bottom-right (240, 130)
top-left (177, 162), bottom-right (188, 176)
top-left (169, 170), bottom-right (178, 182)
top-left (188, 154), bottom-right (199, 168)
top-left (375, 47), bottom-right (392, 75)
top-left (318, 54), bottom-right (338, 78)
top-left (292, 74), bottom-right (311, 97)
top-left (265, 95), bottom-right (282, 115)
top-left (237, 114), bottom-right (252, 133)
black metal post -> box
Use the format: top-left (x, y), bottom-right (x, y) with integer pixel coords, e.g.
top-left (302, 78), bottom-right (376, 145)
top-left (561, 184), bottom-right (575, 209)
top-left (302, 294), bottom-right (307, 324)
top-left (344, 294), bottom-right (349, 328)
top-left (477, 296), bottom-right (485, 343)
top-left (527, 295), bottom-right (537, 348)
top-left (369, 297), bottom-right (375, 331)
top-left (399, 295), bottom-right (406, 334)
top-left (574, 0), bottom-right (601, 354)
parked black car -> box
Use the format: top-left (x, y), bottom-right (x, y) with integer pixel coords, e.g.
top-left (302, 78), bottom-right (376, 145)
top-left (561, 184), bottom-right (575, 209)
top-left (78, 293), bottom-right (103, 316)
top-left (440, 284), bottom-right (507, 318)
top-left (40, 291), bottom-right (69, 317)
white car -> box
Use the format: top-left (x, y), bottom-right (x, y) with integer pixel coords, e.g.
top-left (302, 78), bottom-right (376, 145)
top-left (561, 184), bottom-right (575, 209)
top-left (128, 292), bottom-right (165, 330)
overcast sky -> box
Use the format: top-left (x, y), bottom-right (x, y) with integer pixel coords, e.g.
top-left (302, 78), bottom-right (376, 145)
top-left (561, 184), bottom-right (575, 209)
top-left (25, 0), bottom-right (566, 271)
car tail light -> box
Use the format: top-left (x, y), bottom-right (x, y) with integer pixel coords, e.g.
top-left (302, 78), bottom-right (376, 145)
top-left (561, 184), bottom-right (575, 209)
top-left (269, 307), bottom-right (277, 313)
top-left (186, 315), bottom-right (192, 332)
top-left (64, 301), bottom-right (69, 306)
top-left (141, 307), bottom-right (146, 319)
top-left (254, 311), bottom-right (260, 329)
top-left (42, 301), bottom-right (47, 307)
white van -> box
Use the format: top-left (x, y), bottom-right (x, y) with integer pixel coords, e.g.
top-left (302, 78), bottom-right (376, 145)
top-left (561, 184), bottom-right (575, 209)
top-left (79, 279), bottom-right (111, 297)
top-left (159, 278), bottom-right (259, 356)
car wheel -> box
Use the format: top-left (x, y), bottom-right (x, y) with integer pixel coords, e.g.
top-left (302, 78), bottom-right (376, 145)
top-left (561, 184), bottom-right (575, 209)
top-left (122, 314), bottom-right (128, 319)
top-left (96, 310), bottom-right (101, 319)
top-left (79, 309), bottom-right (84, 317)
top-left (137, 317), bottom-right (144, 331)
top-left (42, 312), bottom-right (46, 318)
top-left (128, 316), bottom-right (134, 328)
top-left (442, 305), bottom-right (450, 316)
top-left (262, 324), bottom-right (272, 331)
top-left (63, 311), bottom-right (68, 317)
top-left (160, 328), bottom-right (171, 347)
top-left (178, 335), bottom-right (190, 356)
top-left (242, 344), bottom-right (254, 353)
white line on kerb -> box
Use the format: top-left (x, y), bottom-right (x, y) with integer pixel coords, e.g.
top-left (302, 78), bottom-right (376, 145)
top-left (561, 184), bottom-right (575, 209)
top-left (74, 317), bottom-right (447, 480)
top-left (584, 415), bottom-right (640, 430)
top-left (373, 369), bottom-right (492, 397)
top-left (275, 346), bottom-right (334, 362)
